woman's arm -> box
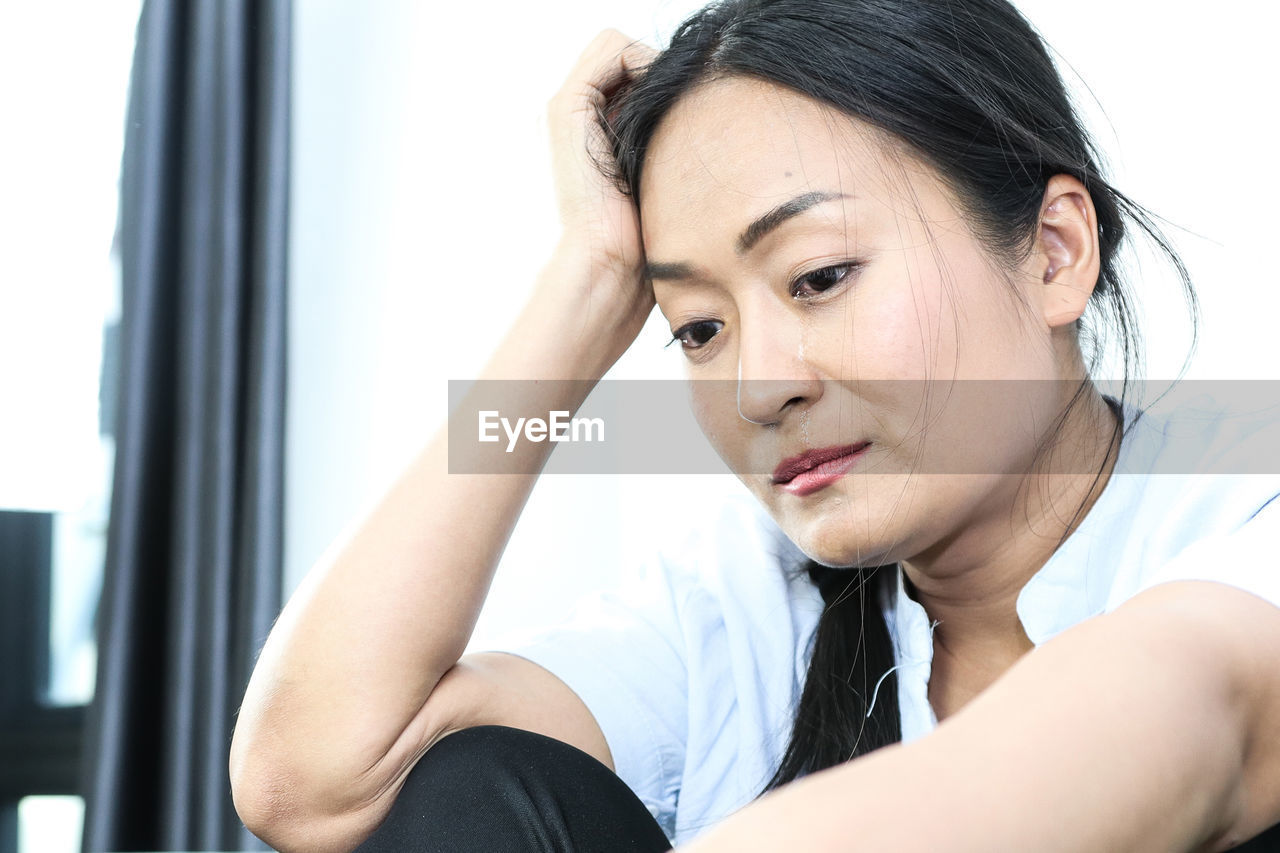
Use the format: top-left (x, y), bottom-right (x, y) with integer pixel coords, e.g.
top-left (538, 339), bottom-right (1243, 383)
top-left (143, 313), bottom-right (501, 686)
top-left (228, 247), bottom-right (639, 850)
top-left (229, 30), bottom-right (656, 853)
top-left (678, 579), bottom-right (1280, 853)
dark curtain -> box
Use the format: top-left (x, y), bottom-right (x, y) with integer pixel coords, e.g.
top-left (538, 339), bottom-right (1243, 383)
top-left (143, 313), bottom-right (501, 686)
top-left (81, 0), bottom-right (289, 850)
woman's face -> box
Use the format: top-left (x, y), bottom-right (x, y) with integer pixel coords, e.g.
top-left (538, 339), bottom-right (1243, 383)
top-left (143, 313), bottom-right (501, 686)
top-left (639, 76), bottom-right (1078, 568)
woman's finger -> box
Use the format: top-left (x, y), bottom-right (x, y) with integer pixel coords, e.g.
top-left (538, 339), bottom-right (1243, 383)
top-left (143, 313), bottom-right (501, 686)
top-left (553, 29), bottom-right (655, 112)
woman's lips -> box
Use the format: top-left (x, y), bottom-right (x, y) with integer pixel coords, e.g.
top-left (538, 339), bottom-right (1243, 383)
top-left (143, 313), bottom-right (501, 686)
top-left (771, 443), bottom-right (870, 496)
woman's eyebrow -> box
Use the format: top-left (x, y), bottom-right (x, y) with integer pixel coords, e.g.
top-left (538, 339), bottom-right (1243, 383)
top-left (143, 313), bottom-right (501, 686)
top-left (645, 260), bottom-right (697, 281)
top-left (736, 190), bottom-right (849, 253)
top-left (643, 190), bottom-right (850, 282)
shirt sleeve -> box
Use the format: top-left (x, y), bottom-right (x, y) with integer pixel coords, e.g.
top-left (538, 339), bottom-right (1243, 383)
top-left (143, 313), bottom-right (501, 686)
top-left (476, 551), bottom-right (691, 839)
top-left (1135, 491), bottom-right (1280, 610)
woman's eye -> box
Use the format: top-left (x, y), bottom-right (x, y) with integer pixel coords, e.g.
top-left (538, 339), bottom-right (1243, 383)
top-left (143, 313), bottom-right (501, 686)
top-left (668, 320), bottom-right (723, 351)
top-left (790, 262), bottom-right (860, 298)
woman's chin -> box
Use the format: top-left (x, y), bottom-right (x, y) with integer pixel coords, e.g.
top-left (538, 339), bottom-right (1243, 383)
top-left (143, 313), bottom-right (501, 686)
top-left (774, 505), bottom-right (897, 569)
top-left (753, 475), bottom-right (915, 568)
top-left (795, 539), bottom-right (889, 569)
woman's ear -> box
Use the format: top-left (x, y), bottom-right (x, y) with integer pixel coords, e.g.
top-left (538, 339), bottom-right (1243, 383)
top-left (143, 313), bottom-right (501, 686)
top-left (1034, 174), bottom-right (1101, 328)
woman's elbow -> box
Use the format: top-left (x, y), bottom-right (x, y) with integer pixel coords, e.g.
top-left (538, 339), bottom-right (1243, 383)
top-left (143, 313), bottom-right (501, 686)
top-left (229, 722), bottom-right (385, 853)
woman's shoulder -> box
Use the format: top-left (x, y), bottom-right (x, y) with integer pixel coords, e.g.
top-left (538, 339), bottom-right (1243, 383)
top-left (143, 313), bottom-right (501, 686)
top-left (1119, 384), bottom-right (1280, 475)
top-left (1096, 386), bottom-right (1279, 608)
top-left (1020, 387), bottom-right (1280, 642)
top-left (1112, 386), bottom-right (1280, 528)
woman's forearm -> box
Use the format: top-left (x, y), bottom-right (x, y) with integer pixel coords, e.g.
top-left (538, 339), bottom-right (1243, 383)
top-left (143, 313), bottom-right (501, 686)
top-left (229, 244), bottom-right (643, 822)
top-left (679, 581), bottom-right (1254, 853)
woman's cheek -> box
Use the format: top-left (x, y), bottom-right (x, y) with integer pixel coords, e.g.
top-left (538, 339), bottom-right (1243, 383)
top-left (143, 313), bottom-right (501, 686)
top-left (802, 264), bottom-right (946, 383)
top-left (689, 383), bottom-right (745, 469)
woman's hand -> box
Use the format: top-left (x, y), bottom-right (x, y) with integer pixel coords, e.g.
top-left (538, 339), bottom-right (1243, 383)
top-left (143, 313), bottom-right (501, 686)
top-left (541, 29), bottom-right (658, 367)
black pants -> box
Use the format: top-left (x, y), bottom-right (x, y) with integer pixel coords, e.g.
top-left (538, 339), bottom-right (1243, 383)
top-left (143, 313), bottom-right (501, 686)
top-left (353, 725), bottom-right (674, 853)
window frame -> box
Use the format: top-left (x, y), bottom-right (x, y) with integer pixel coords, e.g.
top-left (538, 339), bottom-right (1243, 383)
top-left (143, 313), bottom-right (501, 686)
top-left (0, 511), bottom-right (87, 853)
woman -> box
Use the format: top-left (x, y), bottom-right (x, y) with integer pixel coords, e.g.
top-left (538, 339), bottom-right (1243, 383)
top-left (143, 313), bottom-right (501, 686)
top-left (230, 0), bottom-right (1280, 850)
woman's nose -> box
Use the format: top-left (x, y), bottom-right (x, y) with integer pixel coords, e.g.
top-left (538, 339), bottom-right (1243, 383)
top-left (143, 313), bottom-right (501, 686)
top-left (735, 316), bottom-right (823, 425)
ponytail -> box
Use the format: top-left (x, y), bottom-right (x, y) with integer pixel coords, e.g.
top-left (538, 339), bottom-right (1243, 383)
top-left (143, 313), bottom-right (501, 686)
top-left (762, 562), bottom-right (901, 792)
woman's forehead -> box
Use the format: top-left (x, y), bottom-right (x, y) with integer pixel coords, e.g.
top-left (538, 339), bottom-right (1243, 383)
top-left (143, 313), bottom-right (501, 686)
top-left (640, 77), bottom-right (861, 196)
top-left (638, 76), bottom-right (948, 252)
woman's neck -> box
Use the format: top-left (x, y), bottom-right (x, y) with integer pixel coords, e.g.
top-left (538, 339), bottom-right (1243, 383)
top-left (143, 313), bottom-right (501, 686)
top-left (900, 385), bottom-right (1122, 662)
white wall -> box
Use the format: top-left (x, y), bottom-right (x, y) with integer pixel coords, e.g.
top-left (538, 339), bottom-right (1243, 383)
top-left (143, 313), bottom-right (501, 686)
top-left (288, 0), bottom-right (1280, 648)
top-left (1016, 0), bottom-right (1280, 381)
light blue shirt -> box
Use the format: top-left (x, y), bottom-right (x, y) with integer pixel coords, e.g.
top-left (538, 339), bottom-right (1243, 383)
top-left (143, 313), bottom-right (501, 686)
top-left (486, 395), bottom-right (1280, 845)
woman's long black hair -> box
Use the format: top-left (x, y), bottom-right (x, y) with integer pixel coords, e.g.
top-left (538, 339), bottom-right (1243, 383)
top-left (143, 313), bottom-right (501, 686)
top-left (594, 0), bottom-right (1197, 791)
